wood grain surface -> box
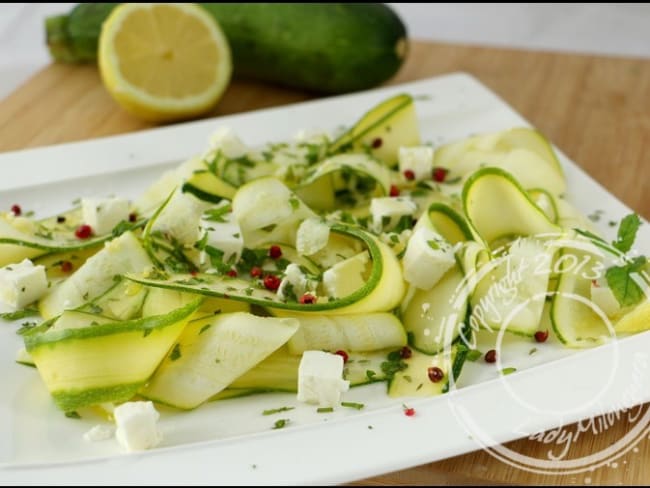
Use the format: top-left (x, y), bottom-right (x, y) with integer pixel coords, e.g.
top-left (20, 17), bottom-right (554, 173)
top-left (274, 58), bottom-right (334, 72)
top-left (1, 40), bottom-right (649, 485)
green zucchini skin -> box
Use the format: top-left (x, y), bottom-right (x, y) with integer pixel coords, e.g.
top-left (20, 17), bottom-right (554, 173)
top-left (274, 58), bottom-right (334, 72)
top-left (46, 3), bottom-right (408, 94)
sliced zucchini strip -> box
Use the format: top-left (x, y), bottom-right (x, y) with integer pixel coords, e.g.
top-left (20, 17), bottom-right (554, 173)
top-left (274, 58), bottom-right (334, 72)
top-left (401, 266), bottom-right (468, 354)
top-left (286, 313), bottom-right (406, 355)
top-left (39, 231), bottom-right (153, 319)
top-left (329, 93), bottom-right (420, 166)
top-left (462, 167), bottom-right (560, 248)
top-left (388, 345), bottom-right (468, 397)
top-left (140, 312), bottom-right (299, 409)
top-left (25, 298), bottom-right (202, 411)
top-left (295, 154), bottom-right (391, 211)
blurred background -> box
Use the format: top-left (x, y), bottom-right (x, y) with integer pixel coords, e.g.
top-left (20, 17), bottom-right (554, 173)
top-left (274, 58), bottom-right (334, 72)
top-left (1, 3), bottom-right (649, 101)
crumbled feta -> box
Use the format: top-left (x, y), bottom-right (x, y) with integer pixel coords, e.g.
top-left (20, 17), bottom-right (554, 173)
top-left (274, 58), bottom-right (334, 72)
top-left (0, 259), bottom-right (48, 309)
top-left (297, 350), bottom-right (350, 407)
top-left (398, 146), bottom-right (434, 181)
top-left (277, 263), bottom-right (307, 301)
top-left (296, 218), bottom-right (330, 256)
top-left (198, 201), bottom-right (244, 266)
top-left (322, 252), bottom-right (369, 299)
top-left (83, 424), bottom-right (115, 442)
top-left (591, 279), bottom-right (621, 318)
top-left (114, 401), bottom-right (162, 452)
top-left (152, 191), bottom-right (211, 245)
top-left (402, 227), bottom-right (456, 290)
top-left (207, 126), bottom-right (248, 159)
top-left (370, 196), bottom-right (417, 232)
top-left (81, 197), bottom-right (130, 235)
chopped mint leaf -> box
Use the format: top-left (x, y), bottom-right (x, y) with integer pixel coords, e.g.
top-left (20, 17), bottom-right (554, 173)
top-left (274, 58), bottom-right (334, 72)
top-left (16, 321), bottom-right (38, 335)
top-left (466, 349), bottom-right (483, 362)
top-left (272, 418), bottom-right (290, 429)
top-left (606, 256), bottom-right (647, 307)
top-left (199, 323), bottom-right (212, 335)
top-left (89, 304), bottom-right (103, 314)
top-left (65, 411), bottom-right (81, 419)
top-left (366, 370), bottom-right (377, 381)
top-left (0, 308), bottom-right (39, 321)
top-left (613, 213), bottom-right (641, 253)
top-left (203, 205), bottom-right (232, 223)
top-left (169, 343), bottom-right (182, 361)
top-left (288, 197), bottom-right (300, 211)
top-left (111, 219), bottom-right (136, 237)
top-left (263, 406), bottom-right (295, 416)
top-left (501, 367), bottom-right (517, 376)
top-left (529, 347), bottom-right (538, 355)
top-left (341, 402), bottom-right (364, 410)
top-left (427, 239), bottom-right (441, 250)
top-left (317, 407), bottom-right (334, 413)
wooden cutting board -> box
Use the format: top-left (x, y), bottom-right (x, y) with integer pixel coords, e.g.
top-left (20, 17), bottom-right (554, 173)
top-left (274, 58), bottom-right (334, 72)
top-left (1, 40), bottom-right (649, 485)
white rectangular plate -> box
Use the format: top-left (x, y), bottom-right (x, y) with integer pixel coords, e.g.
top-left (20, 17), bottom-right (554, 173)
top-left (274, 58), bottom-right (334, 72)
top-left (1, 73), bottom-right (649, 485)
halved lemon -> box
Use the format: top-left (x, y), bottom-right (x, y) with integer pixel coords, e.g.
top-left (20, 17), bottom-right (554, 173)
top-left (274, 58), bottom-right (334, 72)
top-left (98, 3), bottom-right (232, 122)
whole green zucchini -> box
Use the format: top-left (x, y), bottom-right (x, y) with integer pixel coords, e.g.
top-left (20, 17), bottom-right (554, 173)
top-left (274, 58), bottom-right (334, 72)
top-left (46, 3), bottom-right (408, 94)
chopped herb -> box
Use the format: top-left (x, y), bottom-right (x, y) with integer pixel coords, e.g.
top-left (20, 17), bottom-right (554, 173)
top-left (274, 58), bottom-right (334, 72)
top-left (606, 256), bottom-right (647, 307)
top-left (203, 205), bottom-right (232, 223)
top-left (263, 406), bottom-right (295, 416)
top-left (16, 321), bottom-right (38, 335)
top-left (261, 224), bottom-right (277, 233)
top-left (427, 239), bottom-right (441, 250)
top-left (215, 358), bottom-right (221, 363)
top-left (272, 418), bottom-right (290, 429)
top-left (89, 304), bottom-right (103, 314)
top-left (169, 344), bottom-right (182, 361)
top-left (366, 370), bottom-right (377, 380)
top-left (609, 220), bottom-right (618, 227)
top-left (416, 383), bottom-right (423, 391)
top-left (529, 347), bottom-right (538, 355)
top-left (317, 407), bottom-right (334, 413)
top-left (389, 234), bottom-right (400, 244)
top-left (501, 367), bottom-right (517, 375)
top-left (613, 213), bottom-right (641, 253)
top-left (111, 219), bottom-right (136, 237)
top-left (0, 308), bottom-right (39, 321)
top-left (402, 375), bottom-right (412, 383)
top-left (367, 425), bottom-right (374, 430)
top-left (65, 411), bottom-right (81, 419)
top-left (341, 402), bottom-right (364, 410)
top-left (142, 328), bottom-right (153, 338)
top-left (199, 323), bottom-right (212, 335)
top-left (380, 349), bottom-right (408, 381)
top-left (466, 349), bottom-right (483, 362)
top-left (288, 197), bottom-right (300, 211)
top-left (393, 215), bottom-right (414, 233)
top-left (244, 287), bottom-right (254, 296)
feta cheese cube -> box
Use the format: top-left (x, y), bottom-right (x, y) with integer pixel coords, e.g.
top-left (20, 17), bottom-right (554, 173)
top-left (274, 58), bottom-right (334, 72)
top-left (114, 401), bottom-right (162, 452)
top-left (207, 127), bottom-right (248, 159)
top-left (277, 263), bottom-right (307, 301)
top-left (0, 259), bottom-right (48, 309)
top-left (322, 251), bottom-right (369, 299)
top-left (198, 202), bottom-right (244, 266)
top-left (591, 280), bottom-right (621, 318)
top-left (398, 146), bottom-right (434, 181)
top-left (297, 351), bottom-right (350, 407)
top-left (81, 197), bottom-right (130, 236)
top-left (153, 191), bottom-right (211, 245)
top-left (370, 197), bottom-right (417, 233)
top-left (296, 218), bottom-right (330, 256)
top-left (402, 227), bottom-right (456, 290)
top-left (83, 424), bottom-right (115, 442)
